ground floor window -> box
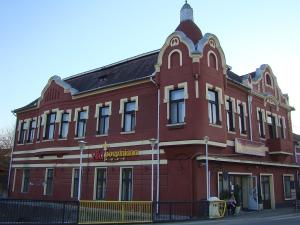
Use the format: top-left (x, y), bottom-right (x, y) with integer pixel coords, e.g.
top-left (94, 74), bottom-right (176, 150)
top-left (283, 175), bottom-right (295, 200)
top-left (21, 168), bottom-right (30, 193)
top-left (44, 168), bottom-right (54, 195)
top-left (72, 168), bottom-right (79, 198)
top-left (120, 168), bottom-right (133, 201)
top-left (95, 168), bottom-right (107, 200)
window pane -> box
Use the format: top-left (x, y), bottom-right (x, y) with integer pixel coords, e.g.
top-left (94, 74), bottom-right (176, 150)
top-left (96, 168), bottom-right (107, 200)
top-left (208, 90), bottom-right (216, 101)
top-left (101, 107), bottom-right (109, 116)
top-left (62, 113), bottom-right (69, 122)
top-left (61, 123), bottom-right (69, 138)
top-left (77, 122), bottom-right (85, 137)
top-left (178, 101), bottom-right (185, 123)
top-left (170, 102), bottom-right (178, 124)
top-left (125, 102), bottom-right (136, 112)
top-left (49, 125), bottom-right (55, 139)
top-left (124, 114), bottom-right (132, 132)
top-left (170, 89), bottom-right (184, 101)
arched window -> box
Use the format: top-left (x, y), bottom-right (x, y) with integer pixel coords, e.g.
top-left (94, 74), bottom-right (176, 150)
top-left (168, 49), bottom-right (182, 69)
top-left (208, 51), bottom-right (218, 70)
top-left (265, 73), bottom-right (272, 86)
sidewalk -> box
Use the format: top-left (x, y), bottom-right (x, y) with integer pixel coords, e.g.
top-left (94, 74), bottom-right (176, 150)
top-left (152, 207), bottom-right (299, 225)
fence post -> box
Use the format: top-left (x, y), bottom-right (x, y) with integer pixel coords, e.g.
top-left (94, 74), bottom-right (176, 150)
top-left (76, 201), bottom-right (80, 224)
top-left (62, 202), bottom-right (66, 224)
top-left (121, 202), bottom-right (125, 222)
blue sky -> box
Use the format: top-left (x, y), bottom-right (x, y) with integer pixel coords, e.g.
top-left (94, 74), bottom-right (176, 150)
top-left (1, 0), bottom-right (300, 133)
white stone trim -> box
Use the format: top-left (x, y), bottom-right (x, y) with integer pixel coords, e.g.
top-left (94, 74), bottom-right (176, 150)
top-left (168, 49), bottom-right (183, 69)
top-left (160, 139), bottom-right (227, 148)
top-left (163, 85), bottom-right (174, 103)
top-left (12, 160), bottom-right (168, 168)
top-left (207, 50), bottom-right (218, 70)
top-left (196, 156), bottom-right (300, 168)
top-left (178, 82), bottom-right (188, 99)
top-left (195, 80), bottom-right (199, 98)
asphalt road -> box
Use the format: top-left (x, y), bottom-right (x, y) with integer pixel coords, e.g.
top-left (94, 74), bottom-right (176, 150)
top-left (152, 210), bottom-right (300, 225)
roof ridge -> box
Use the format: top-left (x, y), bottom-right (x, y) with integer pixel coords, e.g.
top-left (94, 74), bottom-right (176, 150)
top-left (64, 49), bottom-right (160, 81)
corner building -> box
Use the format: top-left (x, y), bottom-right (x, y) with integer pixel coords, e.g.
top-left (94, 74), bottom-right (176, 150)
top-left (10, 3), bottom-right (299, 209)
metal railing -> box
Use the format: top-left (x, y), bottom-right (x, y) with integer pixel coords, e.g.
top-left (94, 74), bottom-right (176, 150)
top-left (152, 201), bottom-right (209, 222)
top-left (0, 198), bottom-right (79, 224)
top-left (78, 201), bottom-right (152, 224)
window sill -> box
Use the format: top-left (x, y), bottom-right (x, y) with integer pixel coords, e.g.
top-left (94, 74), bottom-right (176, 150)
top-left (260, 137), bottom-right (266, 141)
top-left (227, 130), bottom-right (236, 134)
top-left (74, 137), bottom-right (85, 140)
top-left (240, 133), bottom-right (247, 137)
top-left (42, 139), bottom-right (54, 142)
top-left (166, 122), bottom-right (186, 129)
top-left (58, 138), bottom-right (68, 141)
top-left (121, 131), bottom-right (135, 135)
top-left (26, 142), bottom-right (34, 145)
top-left (96, 134), bottom-right (108, 137)
top-left (284, 197), bottom-right (296, 201)
top-left (209, 123), bottom-right (222, 128)
top-left (17, 143), bottom-right (25, 146)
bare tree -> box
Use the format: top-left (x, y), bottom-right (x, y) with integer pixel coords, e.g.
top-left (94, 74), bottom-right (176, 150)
top-left (0, 126), bottom-right (14, 149)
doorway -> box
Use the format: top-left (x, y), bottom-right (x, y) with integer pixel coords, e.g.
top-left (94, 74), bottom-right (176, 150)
top-left (260, 174), bottom-right (275, 209)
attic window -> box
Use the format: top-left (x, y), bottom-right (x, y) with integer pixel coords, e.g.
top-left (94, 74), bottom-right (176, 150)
top-left (98, 76), bottom-right (107, 83)
top-left (265, 74), bottom-right (272, 87)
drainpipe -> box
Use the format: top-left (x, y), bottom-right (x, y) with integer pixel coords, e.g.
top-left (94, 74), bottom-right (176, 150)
top-left (150, 75), bottom-right (160, 207)
top-left (247, 94), bottom-right (253, 141)
top-left (7, 112), bottom-right (17, 196)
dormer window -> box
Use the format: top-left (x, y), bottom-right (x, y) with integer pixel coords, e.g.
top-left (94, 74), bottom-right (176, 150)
top-left (208, 51), bottom-right (218, 70)
top-left (265, 73), bottom-right (273, 87)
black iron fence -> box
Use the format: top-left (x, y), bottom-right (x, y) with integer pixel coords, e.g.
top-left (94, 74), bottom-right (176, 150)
top-left (0, 199), bottom-right (210, 224)
top-left (152, 201), bottom-right (209, 222)
top-left (0, 198), bottom-right (79, 224)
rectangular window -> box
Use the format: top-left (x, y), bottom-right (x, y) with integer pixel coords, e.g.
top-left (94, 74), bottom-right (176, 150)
top-left (120, 168), bottom-right (133, 201)
top-left (60, 113), bottom-right (69, 139)
top-left (226, 99), bottom-right (234, 131)
top-left (72, 168), bottom-right (79, 198)
top-left (123, 101), bottom-right (136, 132)
top-left (37, 116), bottom-right (42, 141)
top-left (283, 175), bottom-right (295, 199)
top-left (21, 168), bottom-right (30, 193)
top-left (98, 106), bottom-right (110, 135)
top-left (208, 89), bottom-right (219, 125)
top-left (267, 115), bottom-right (276, 139)
top-left (45, 113), bottom-right (56, 139)
top-left (279, 118), bottom-right (285, 139)
top-left (258, 110), bottom-right (265, 138)
top-left (27, 119), bottom-right (36, 143)
top-left (239, 104), bottom-right (246, 134)
top-left (18, 121), bottom-right (26, 144)
top-left (95, 168), bottom-right (107, 200)
top-left (169, 89), bottom-right (185, 124)
top-left (44, 168), bottom-right (54, 195)
top-left (77, 110), bottom-right (87, 137)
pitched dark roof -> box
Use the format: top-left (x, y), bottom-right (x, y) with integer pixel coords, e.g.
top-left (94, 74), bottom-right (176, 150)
top-left (64, 51), bottom-right (159, 93)
top-left (13, 51), bottom-right (159, 113)
top-left (227, 70), bottom-right (243, 83)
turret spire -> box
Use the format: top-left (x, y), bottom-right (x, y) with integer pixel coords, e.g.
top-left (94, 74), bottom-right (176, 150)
top-left (180, 1), bottom-right (194, 22)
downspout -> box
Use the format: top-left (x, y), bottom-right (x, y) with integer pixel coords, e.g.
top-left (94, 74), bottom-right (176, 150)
top-left (150, 76), bottom-right (160, 204)
top-left (247, 94), bottom-right (253, 141)
top-left (7, 112), bottom-right (17, 196)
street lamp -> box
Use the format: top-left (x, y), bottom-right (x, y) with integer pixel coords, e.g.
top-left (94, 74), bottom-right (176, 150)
top-left (78, 140), bottom-right (86, 201)
top-left (149, 138), bottom-right (157, 202)
top-left (203, 136), bottom-right (210, 200)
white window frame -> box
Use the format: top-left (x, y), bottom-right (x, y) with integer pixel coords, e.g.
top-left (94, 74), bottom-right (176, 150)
top-left (21, 168), bottom-right (30, 193)
top-left (168, 49), bottom-right (183, 69)
top-left (93, 167), bottom-right (107, 200)
top-left (71, 168), bottom-right (79, 198)
top-left (206, 83), bottom-right (223, 125)
top-left (225, 95), bottom-right (236, 132)
top-left (43, 168), bottom-right (54, 195)
top-left (256, 107), bottom-right (266, 138)
top-left (283, 174), bottom-right (296, 200)
top-left (119, 97), bottom-right (138, 133)
top-left (119, 167), bottom-right (133, 201)
top-left (95, 102), bottom-right (112, 136)
top-left (74, 106), bottom-right (89, 138)
top-left (237, 100), bottom-right (247, 135)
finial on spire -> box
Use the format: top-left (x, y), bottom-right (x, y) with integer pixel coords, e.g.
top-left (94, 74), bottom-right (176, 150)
top-left (180, 1), bottom-right (193, 22)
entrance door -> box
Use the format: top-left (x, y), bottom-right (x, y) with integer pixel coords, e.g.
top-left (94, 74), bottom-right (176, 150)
top-left (248, 176), bottom-right (258, 210)
top-left (261, 176), bottom-right (271, 209)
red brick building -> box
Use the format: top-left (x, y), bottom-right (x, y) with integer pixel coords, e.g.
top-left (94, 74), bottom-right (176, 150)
top-left (9, 3), bottom-right (299, 210)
